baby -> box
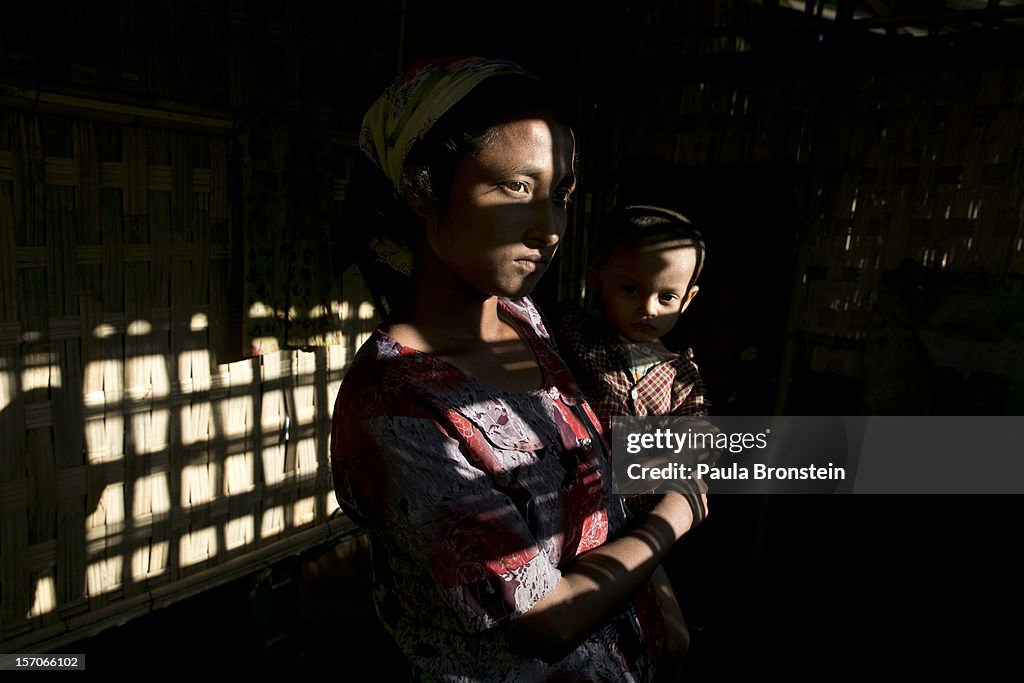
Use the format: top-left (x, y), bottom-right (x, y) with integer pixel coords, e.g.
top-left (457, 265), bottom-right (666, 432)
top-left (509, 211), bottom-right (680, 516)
top-left (558, 204), bottom-right (709, 430)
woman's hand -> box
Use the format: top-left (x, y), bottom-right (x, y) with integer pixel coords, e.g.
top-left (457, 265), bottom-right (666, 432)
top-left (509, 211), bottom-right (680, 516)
top-left (509, 490), bottom-right (707, 663)
top-left (650, 565), bottom-right (688, 683)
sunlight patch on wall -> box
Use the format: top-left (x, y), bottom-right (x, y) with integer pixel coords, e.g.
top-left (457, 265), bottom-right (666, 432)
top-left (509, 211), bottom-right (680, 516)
top-left (357, 302), bottom-right (376, 321)
top-left (179, 348), bottom-right (213, 446)
top-left (248, 301), bottom-right (276, 319)
top-left (86, 555), bottom-right (124, 596)
top-left (224, 453), bottom-right (255, 495)
top-left (127, 319), bottom-right (152, 336)
top-left (124, 353), bottom-right (169, 402)
top-left (181, 463), bottom-right (216, 507)
top-left (325, 492), bottom-right (340, 517)
top-left (293, 384), bottom-right (316, 424)
top-left (261, 505), bottom-right (284, 538)
top-left (218, 395), bottom-right (253, 438)
top-left (22, 353), bottom-right (62, 393)
top-left (131, 541), bottom-right (169, 581)
top-left (85, 413), bottom-right (124, 464)
top-left (179, 401), bottom-right (213, 447)
top-left (27, 572), bottom-right (57, 617)
top-left (93, 323), bottom-right (116, 338)
top-left (296, 438), bottom-right (318, 478)
top-left (261, 444), bottom-right (287, 486)
top-left (130, 409), bottom-right (170, 455)
top-left (308, 302), bottom-right (345, 319)
top-left (133, 471), bottom-right (171, 518)
top-left (83, 356), bottom-right (122, 411)
top-left (224, 515), bottom-right (254, 552)
top-left (86, 483), bottom-right (125, 538)
top-left (179, 526), bottom-right (218, 568)
top-left (0, 365), bottom-right (12, 413)
top-left (293, 496), bottom-right (316, 527)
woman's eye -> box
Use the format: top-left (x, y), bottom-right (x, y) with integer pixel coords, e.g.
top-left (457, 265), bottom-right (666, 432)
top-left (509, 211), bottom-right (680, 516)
top-left (553, 188), bottom-right (574, 205)
top-left (503, 181), bottom-right (530, 195)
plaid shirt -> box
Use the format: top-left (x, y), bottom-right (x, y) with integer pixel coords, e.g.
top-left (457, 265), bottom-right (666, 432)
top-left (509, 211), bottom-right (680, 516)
top-left (555, 303), bottom-right (709, 430)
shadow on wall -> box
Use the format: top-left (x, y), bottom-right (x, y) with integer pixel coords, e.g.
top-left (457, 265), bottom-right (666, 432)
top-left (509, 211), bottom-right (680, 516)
top-left (57, 530), bottom-right (410, 679)
top-left (864, 265), bottom-right (1024, 415)
top-left (0, 264), bottom-right (376, 652)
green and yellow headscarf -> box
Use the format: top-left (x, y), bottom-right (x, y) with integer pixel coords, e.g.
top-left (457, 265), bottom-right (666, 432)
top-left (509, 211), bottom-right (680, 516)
top-left (360, 56), bottom-right (535, 191)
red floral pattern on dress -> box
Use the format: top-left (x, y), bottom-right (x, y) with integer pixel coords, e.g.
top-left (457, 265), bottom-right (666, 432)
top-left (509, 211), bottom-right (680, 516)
top-left (331, 297), bottom-right (664, 682)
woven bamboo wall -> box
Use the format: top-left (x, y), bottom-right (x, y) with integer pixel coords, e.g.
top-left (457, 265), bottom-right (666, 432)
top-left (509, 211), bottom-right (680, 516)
top-left (0, 0), bottom-right (401, 358)
top-left (0, 0), bottom-right (400, 649)
top-left (607, 58), bottom-right (1024, 399)
top-left (0, 109), bottom-right (378, 650)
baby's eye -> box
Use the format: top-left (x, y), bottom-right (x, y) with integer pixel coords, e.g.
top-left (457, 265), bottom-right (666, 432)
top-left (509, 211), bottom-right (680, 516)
top-left (622, 285), bottom-right (639, 295)
top-left (659, 293), bottom-right (679, 304)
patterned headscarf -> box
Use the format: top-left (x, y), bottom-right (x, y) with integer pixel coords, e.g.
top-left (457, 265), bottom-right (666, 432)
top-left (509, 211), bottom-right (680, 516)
top-left (359, 56), bottom-right (536, 191)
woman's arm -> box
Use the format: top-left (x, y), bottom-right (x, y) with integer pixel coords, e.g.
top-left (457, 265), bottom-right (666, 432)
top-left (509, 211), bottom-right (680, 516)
top-left (509, 491), bottom-right (704, 663)
top-left (650, 563), bottom-right (688, 683)
top-left (336, 400), bottom-right (705, 664)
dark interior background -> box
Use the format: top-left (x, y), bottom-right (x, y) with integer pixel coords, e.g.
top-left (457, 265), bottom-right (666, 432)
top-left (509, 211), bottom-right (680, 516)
top-left (2, 0), bottom-right (1021, 678)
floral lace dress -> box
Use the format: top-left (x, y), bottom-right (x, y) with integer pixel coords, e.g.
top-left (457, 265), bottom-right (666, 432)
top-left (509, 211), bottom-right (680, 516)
top-left (330, 297), bottom-right (665, 682)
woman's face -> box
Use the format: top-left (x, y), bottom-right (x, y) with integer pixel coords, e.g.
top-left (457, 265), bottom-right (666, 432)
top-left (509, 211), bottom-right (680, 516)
top-left (422, 117), bottom-right (576, 299)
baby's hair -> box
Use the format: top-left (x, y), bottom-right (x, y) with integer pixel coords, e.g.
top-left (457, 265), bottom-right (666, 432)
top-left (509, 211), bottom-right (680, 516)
top-left (593, 204), bottom-right (706, 294)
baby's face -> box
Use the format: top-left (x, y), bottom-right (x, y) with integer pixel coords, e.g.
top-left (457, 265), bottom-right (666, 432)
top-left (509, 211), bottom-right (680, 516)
top-left (594, 242), bottom-right (699, 343)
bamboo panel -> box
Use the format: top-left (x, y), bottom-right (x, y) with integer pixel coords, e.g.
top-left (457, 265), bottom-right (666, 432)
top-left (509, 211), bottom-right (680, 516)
top-left (615, 62), bottom-right (1024, 392)
top-left (0, 108), bottom-right (371, 650)
top-left (2, 0), bottom-right (396, 641)
top-left (0, 182), bottom-right (17, 330)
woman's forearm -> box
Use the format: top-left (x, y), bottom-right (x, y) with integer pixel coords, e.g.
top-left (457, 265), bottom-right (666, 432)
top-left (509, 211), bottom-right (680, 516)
top-left (509, 492), bottom-right (702, 662)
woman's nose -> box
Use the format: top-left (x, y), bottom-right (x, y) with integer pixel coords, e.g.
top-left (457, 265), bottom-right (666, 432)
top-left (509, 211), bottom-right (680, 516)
top-left (524, 202), bottom-right (564, 247)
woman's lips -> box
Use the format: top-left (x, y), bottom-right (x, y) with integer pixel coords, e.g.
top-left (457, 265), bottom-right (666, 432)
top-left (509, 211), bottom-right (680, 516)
top-left (514, 257), bottom-right (549, 273)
